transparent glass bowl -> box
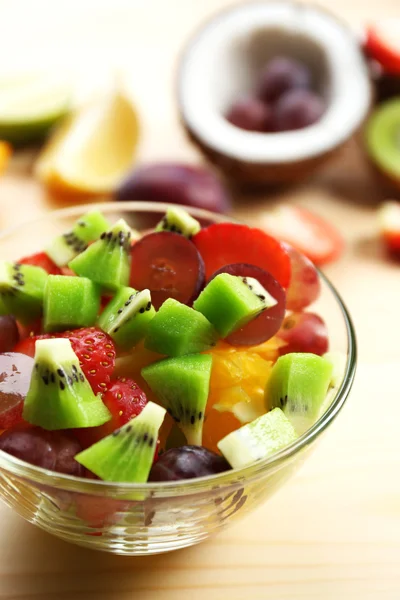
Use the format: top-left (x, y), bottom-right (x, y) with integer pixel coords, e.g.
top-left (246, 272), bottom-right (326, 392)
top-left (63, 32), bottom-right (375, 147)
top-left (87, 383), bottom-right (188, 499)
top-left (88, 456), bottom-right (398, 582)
top-left (0, 202), bottom-right (356, 555)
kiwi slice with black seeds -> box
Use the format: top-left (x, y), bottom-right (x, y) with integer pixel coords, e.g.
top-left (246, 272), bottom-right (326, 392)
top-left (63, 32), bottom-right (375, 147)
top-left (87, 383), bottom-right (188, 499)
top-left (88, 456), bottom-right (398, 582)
top-left (98, 286), bottom-right (156, 350)
top-left (265, 353), bottom-right (333, 434)
top-left (75, 401), bottom-right (166, 482)
top-left (23, 338), bottom-right (111, 430)
top-left (69, 219), bottom-right (132, 291)
top-left (141, 353), bottom-right (212, 445)
top-left (155, 207), bottom-right (201, 238)
top-left (218, 407), bottom-right (298, 468)
top-left (193, 272), bottom-right (277, 338)
top-left (46, 210), bottom-right (110, 267)
top-left (144, 298), bottom-right (218, 356)
top-left (0, 261), bottom-right (48, 324)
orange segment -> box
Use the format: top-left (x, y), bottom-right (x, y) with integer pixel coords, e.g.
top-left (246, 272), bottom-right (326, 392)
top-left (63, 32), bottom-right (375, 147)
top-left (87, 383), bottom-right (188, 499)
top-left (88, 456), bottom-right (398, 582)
top-left (0, 141), bottom-right (11, 174)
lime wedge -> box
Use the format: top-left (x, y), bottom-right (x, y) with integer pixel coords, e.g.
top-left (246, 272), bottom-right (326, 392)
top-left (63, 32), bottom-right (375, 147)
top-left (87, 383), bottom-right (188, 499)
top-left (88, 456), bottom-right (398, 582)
top-left (0, 72), bottom-right (71, 145)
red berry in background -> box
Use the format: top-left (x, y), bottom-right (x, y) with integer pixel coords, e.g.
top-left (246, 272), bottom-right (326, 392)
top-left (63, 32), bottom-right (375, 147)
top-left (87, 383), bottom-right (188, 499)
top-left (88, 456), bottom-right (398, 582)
top-left (74, 377), bottom-right (148, 448)
top-left (260, 205), bottom-right (344, 266)
top-left (365, 22), bottom-right (400, 75)
top-left (257, 56), bottom-right (311, 103)
top-left (19, 252), bottom-right (62, 275)
top-left (192, 223), bottom-right (291, 288)
top-left (277, 312), bottom-right (328, 356)
top-left (378, 201), bottom-right (400, 256)
top-left (273, 88), bottom-right (325, 131)
top-left (225, 95), bottom-right (273, 132)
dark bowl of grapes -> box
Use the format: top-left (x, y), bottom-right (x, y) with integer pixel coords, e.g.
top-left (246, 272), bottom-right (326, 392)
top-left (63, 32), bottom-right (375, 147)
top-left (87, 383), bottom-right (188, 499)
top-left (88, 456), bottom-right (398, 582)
top-left (178, 1), bottom-right (371, 185)
top-left (0, 201), bottom-right (356, 554)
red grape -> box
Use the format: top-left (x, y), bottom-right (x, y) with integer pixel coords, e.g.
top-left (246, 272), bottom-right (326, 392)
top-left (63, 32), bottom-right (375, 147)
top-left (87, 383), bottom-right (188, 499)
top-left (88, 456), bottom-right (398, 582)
top-left (0, 315), bottom-right (20, 353)
top-left (193, 223), bottom-right (291, 288)
top-left (210, 263), bottom-right (286, 346)
top-left (284, 243), bottom-right (321, 311)
top-left (226, 95), bottom-right (272, 132)
top-left (0, 352), bottom-right (34, 429)
top-left (130, 231), bottom-right (205, 309)
top-left (277, 312), bottom-right (328, 356)
top-left (148, 446), bottom-right (230, 482)
top-left (0, 427), bottom-right (84, 476)
top-left (273, 89), bottom-right (325, 131)
top-left (115, 163), bottom-right (232, 214)
top-left (257, 56), bottom-right (311, 102)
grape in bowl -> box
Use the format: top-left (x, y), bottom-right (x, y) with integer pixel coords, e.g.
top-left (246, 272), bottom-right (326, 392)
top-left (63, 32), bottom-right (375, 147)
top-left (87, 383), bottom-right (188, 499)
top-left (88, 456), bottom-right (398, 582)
top-left (0, 202), bottom-right (356, 554)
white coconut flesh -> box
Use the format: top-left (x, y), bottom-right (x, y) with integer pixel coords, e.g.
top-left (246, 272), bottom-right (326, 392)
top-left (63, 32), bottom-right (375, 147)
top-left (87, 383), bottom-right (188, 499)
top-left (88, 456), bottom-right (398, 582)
top-left (179, 2), bottom-right (371, 164)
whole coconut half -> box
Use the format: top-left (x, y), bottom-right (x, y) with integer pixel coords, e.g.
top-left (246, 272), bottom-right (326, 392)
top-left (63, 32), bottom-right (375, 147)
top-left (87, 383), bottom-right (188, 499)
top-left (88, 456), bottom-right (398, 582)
top-left (178, 1), bottom-right (372, 185)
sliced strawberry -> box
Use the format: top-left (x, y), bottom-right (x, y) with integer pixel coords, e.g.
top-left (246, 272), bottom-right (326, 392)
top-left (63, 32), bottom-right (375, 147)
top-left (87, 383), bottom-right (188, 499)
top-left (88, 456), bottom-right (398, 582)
top-left (192, 223), bottom-right (291, 288)
top-left (75, 376), bottom-right (147, 448)
top-left (14, 334), bottom-right (51, 357)
top-left (14, 327), bottom-right (116, 396)
top-left (16, 319), bottom-right (44, 342)
top-left (378, 201), bottom-right (400, 255)
top-left (260, 205), bottom-right (344, 266)
top-left (365, 22), bottom-right (400, 75)
top-left (60, 328), bottom-right (116, 396)
top-left (19, 252), bottom-right (62, 275)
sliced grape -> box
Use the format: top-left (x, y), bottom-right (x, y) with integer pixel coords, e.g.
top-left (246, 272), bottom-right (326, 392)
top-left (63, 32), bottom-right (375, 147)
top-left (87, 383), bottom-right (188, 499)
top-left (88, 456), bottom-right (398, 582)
top-left (148, 446), bottom-right (230, 482)
top-left (283, 243), bottom-right (321, 311)
top-left (277, 312), bottom-right (328, 356)
top-left (130, 231), bottom-right (205, 309)
top-left (0, 427), bottom-right (84, 475)
top-left (0, 353), bottom-right (34, 429)
top-left (0, 316), bottom-right (20, 353)
top-left (209, 263), bottom-right (286, 346)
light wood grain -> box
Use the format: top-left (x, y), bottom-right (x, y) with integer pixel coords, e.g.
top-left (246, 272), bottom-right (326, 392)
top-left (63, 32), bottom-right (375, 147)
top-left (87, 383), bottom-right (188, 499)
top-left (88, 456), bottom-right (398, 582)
top-left (1, 1), bottom-right (400, 598)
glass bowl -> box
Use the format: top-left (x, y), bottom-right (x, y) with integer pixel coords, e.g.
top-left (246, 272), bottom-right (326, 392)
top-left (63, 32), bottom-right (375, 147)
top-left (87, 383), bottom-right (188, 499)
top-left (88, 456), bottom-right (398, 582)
top-left (0, 202), bottom-right (356, 555)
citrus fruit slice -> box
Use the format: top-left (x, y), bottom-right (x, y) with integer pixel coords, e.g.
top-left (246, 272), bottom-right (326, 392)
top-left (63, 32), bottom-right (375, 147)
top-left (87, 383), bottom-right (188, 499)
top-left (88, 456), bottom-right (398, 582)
top-left (0, 141), bottom-right (11, 174)
top-left (0, 72), bottom-right (71, 145)
top-left (36, 88), bottom-right (140, 196)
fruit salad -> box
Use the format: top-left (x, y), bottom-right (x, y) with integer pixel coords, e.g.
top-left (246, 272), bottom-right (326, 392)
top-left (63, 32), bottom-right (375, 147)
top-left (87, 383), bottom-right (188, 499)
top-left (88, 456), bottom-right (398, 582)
top-left (0, 206), bottom-right (342, 485)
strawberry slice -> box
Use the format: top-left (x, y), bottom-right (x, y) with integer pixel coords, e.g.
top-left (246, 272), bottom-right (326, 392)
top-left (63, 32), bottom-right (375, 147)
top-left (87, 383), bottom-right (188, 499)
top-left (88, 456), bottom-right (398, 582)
top-left (15, 327), bottom-right (116, 396)
top-left (19, 252), bottom-right (62, 275)
top-left (192, 223), bottom-right (291, 288)
top-left (260, 205), bottom-right (344, 266)
top-left (365, 22), bottom-right (400, 75)
top-left (74, 376), bottom-right (148, 448)
top-left (378, 201), bottom-right (400, 255)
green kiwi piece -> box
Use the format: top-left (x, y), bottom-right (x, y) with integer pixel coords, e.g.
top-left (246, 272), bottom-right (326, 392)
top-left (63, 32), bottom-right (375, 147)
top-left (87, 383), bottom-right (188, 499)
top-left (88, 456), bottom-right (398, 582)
top-left (265, 353), bottom-right (333, 434)
top-left (69, 218), bottom-right (132, 291)
top-left (44, 275), bottom-right (101, 333)
top-left (141, 353), bottom-right (212, 445)
top-left (75, 401), bottom-right (166, 482)
top-left (0, 260), bottom-right (48, 325)
top-left (193, 273), bottom-right (277, 338)
top-left (218, 407), bottom-right (298, 469)
top-left (0, 295), bottom-right (8, 315)
top-left (46, 210), bottom-right (110, 267)
top-left (155, 207), bottom-right (201, 238)
top-left (23, 338), bottom-right (111, 430)
top-left (364, 98), bottom-right (400, 182)
top-left (144, 298), bottom-right (218, 356)
top-left (97, 286), bottom-right (156, 350)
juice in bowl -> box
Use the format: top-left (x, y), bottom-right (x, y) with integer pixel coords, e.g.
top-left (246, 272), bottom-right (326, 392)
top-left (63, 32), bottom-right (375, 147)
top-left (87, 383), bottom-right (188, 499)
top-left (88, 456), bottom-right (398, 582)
top-left (0, 202), bottom-right (356, 554)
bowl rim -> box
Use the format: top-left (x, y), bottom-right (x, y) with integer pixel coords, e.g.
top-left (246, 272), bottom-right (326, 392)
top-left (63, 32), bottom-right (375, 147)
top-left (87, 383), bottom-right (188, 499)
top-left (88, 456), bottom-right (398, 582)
top-left (0, 201), bottom-right (357, 498)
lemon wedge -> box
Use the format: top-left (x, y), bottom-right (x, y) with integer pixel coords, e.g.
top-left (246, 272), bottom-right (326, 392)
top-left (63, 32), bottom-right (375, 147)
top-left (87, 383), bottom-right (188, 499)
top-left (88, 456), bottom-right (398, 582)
top-left (36, 89), bottom-right (140, 196)
top-left (0, 72), bottom-right (71, 145)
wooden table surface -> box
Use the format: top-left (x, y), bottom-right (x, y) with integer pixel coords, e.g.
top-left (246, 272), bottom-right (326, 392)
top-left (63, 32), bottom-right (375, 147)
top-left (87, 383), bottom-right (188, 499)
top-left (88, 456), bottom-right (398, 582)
top-left (1, 1), bottom-right (400, 598)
